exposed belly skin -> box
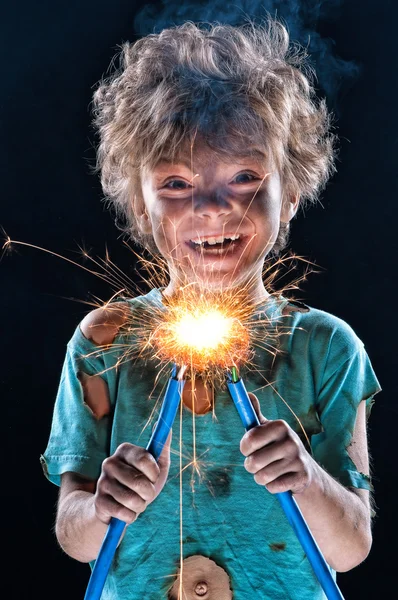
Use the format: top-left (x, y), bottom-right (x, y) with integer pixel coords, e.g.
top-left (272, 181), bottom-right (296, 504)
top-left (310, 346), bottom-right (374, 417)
top-left (168, 555), bottom-right (232, 599)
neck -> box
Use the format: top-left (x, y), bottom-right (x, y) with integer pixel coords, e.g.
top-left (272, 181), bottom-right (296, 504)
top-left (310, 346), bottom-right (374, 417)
top-left (162, 273), bottom-right (270, 305)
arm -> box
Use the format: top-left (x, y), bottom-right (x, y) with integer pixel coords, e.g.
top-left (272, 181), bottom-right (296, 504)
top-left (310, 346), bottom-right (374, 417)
top-left (56, 473), bottom-right (111, 563)
top-left (241, 395), bottom-right (372, 573)
top-left (56, 436), bottom-right (171, 563)
top-left (54, 304), bottom-right (171, 563)
top-left (292, 399), bottom-right (371, 572)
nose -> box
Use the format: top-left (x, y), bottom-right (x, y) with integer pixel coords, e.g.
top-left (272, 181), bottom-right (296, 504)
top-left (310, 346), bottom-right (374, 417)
top-left (194, 191), bottom-right (233, 220)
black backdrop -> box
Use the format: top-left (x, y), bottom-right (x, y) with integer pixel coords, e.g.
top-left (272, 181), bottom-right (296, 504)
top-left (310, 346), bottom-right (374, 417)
top-left (2, 1), bottom-right (396, 598)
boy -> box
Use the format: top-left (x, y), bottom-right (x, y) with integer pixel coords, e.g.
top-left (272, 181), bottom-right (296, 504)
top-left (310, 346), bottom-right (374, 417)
top-left (41, 18), bottom-right (381, 599)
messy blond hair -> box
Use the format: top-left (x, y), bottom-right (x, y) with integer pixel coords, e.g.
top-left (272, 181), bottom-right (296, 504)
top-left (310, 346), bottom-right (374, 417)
top-left (91, 17), bottom-right (337, 254)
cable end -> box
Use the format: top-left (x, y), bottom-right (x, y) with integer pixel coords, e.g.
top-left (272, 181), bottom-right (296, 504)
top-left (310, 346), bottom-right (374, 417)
top-left (228, 366), bottom-right (239, 383)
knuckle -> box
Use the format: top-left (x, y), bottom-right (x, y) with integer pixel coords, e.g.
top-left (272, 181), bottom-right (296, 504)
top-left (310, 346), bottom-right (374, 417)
top-left (246, 428), bottom-right (258, 442)
top-left (132, 474), bottom-right (147, 490)
top-left (118, 506), bottom-right (137, 525)
top-left (135, 476), bottom-right (156, 500)
top-left (137, 453), bottom-right (158, 475)
top-left (117, 442), bottom-right (134, 456)
top-left (101, 456), bottom-right (114, 474)
top-left (94, 493), bottom-right (112, 517)
top-left (97, 475), bottom-right (111, 495)
top-left (274, 419), bottom-right (289, 434)
top-left (132, 475), bottom-right (147, 494)
top-left (97, 473), bottom-right (113, 497)
top-left (240, 429), bottom-right (256, 453)
top-left (117, 487), bottom-right (145, 515)
top-left (136, 454), bottom-right (149, 472)
top-left (129, 492), bottom-right (147, 513)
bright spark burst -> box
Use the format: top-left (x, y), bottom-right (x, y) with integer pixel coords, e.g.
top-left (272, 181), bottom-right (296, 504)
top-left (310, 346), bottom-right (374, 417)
top-left (149, 288), bottom-right (252, 375)
top-left (174, 311), bottom-right (232, 351)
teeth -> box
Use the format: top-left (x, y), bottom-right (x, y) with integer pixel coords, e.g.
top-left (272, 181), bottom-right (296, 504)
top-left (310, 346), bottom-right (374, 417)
top-left (190, 234), bottom-right (240, 246)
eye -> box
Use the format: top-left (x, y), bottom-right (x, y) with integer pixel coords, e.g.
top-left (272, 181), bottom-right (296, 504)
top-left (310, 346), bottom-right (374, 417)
top-left (164, 179), bottom-right (192, 190)
top-left (232, 172), bottom-right (258, 184)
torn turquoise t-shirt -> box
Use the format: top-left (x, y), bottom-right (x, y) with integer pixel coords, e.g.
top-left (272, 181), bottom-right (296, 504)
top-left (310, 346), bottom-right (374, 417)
top-left (41, 289), bottom-right (381, 600)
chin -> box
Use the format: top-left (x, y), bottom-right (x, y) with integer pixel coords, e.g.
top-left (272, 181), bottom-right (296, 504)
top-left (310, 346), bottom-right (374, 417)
top-left (185, 266), bottom-right (252, 293)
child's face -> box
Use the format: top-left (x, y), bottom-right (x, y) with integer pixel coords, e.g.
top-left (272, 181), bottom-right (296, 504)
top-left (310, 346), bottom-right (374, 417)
top-left (139, 140), bottom-right (297, 295)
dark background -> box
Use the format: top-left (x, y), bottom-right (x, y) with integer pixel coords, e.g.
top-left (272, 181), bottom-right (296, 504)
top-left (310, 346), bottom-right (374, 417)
top-left (1, 1), bottom-right (396, 598)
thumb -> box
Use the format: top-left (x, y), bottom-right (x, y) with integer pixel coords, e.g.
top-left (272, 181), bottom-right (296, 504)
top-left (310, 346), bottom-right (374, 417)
top-left (248, 393), bottom-right (268, 425)
top-left (152, 428), bottom-right (172, 498)
top-left (157, 428), bottom-right (172, 471)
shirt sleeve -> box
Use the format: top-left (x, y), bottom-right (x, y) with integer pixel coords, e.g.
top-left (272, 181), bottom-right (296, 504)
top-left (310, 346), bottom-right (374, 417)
top-left (311, 320), bottom-right (381, 491)
top-left (40, 324), bottom-right (113, 487)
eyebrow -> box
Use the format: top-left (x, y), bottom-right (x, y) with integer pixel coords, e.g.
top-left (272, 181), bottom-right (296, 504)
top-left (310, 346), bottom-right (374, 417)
top-left (236, 148), bottom-right (267, 161)
top-left (155, 148), bottom-right (267, 170)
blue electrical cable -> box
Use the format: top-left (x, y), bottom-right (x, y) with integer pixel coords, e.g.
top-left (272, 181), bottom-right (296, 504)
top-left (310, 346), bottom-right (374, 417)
top-left (83, 366), bottom-right (185, 600)
top-left (226, 371), bottom-right (344, 600)
top-left (84, 363), bottom-right (344, 599)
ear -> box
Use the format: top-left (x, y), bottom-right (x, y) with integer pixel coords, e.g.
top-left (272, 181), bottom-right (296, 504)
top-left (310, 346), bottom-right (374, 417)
top-left (137, 209), bottom-right (153, 235)
top-left (280, 193), bottom-right (300, 223)
top-left (134, 192), bottom-right (153, 235)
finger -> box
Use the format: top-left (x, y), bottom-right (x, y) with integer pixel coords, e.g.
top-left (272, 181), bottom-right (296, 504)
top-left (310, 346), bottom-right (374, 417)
top-left (252, 458), bottom-right (292, 486)
top-left (95, 492), bottom-right (139, 525)
top-left (158, 428), bottom-right (172, 471)
top-left (240, 419), bottom-right (289, 457)
top-left (105, 478), bottom-right (149, 514)
top-left (151, 429), bottom-right (173, 497)
top-left (104, 460), bottom-right (155, 501)
top-left (264, 471), bottom-right (309, 495)
top-left (117, 443), bottom-right (160, 484)
top-left (243, 441), bottom-right (289, 474)
top-left (248, 393), bottom-right (267, 425)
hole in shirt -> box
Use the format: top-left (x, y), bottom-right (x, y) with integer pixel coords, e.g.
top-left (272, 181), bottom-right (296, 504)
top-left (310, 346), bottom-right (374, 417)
top-left (168, 555), bottom-right (232, 600)
top-left (282, 300), bottom-right (310, 316)
top-left (182, 378), bottom-right (214, 415)
top-left (77, 371), bottom-right (111, 419)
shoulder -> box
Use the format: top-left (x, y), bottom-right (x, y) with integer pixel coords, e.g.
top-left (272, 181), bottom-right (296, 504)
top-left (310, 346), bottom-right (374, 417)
top-left (282, 299), bottom-right (364, 357)
top-left (80, 301), bottom-right (131, 346)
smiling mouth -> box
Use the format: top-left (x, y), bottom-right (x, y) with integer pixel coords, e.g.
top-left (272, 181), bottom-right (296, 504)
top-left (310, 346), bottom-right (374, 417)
top-left (186, 234), bottom-right (244, 255)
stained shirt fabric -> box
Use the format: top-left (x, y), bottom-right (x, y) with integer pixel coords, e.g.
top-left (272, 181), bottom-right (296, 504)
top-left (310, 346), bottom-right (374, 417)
top-left (41, 289), bottom-right (381, 599)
